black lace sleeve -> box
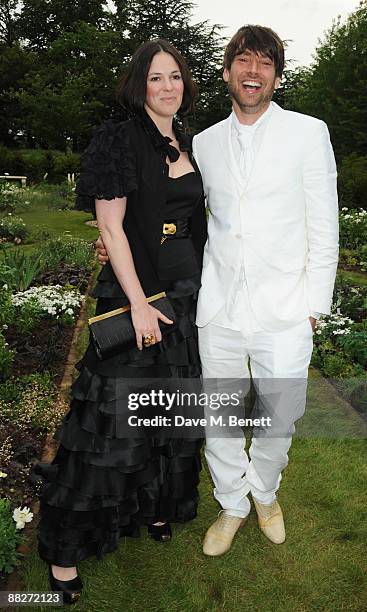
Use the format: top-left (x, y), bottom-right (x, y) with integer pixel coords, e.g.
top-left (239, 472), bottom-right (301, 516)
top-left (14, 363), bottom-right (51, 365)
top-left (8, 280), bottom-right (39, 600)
top-left (75, 119), bottom-right (137, 216)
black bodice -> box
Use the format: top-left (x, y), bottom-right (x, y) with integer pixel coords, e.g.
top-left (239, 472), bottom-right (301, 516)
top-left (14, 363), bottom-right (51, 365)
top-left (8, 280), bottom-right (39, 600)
top-left (158, 170), bottom-right (203, 281)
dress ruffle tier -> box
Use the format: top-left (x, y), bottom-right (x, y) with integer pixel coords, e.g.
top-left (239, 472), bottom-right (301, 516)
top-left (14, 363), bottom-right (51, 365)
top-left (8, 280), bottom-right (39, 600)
top-left (31, 281), bottom-right (203, 567)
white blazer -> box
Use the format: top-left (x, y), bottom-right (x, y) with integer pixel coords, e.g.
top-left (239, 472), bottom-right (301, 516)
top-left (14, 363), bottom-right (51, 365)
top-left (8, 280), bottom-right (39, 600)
top-left (192, 102), bottom-right (339, 332)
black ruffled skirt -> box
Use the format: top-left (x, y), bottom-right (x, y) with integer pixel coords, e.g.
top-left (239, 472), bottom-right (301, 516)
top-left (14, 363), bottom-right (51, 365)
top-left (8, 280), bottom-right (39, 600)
top-left (31, 278), bottom-right (203, 567)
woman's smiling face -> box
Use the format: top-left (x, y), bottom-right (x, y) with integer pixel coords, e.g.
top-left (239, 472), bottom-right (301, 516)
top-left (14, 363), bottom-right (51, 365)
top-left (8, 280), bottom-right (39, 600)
top-left (145, 51), bottom-right (184, 120)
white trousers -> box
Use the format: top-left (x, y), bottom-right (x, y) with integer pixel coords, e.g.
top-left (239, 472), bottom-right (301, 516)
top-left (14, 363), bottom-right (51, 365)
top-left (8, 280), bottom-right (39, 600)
top-left (198, 318), bottom-right (314, 516)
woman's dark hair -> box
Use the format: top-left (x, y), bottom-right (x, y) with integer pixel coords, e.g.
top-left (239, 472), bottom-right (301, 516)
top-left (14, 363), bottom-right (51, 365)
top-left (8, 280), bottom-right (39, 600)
top-left (117, 39), bottom-right (198, 116)
top-left (224, 25), bottom-right (285, 77)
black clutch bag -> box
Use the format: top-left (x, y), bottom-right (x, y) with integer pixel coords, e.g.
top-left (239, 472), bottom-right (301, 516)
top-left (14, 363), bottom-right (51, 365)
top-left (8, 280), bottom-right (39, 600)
top-left (88, 292), bottom-right (177, 359)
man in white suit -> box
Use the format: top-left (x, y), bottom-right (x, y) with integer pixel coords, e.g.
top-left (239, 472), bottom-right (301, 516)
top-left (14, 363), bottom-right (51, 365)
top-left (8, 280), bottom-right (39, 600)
top-left (95, 25), bottom-right (339, 556)
top-left (193, 25), bottom-right (339, 555)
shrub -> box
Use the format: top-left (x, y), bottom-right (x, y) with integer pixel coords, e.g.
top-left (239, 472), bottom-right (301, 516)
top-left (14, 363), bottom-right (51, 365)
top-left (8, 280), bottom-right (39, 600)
top-left (0, 146), bottom-right (81, 184)
top-left (45, 182), bottom-right (76, 210)
top-left (336, 330), bottom-right (367, 368)
top-left (320, 352), bottom-right (364, 378)
top-left (0, 214), bottom-right (29, 242)
top-left (333, 278), bottom-right (367, 322)
top-left (39, 235), bottom-right (95, 272)
top-left (0, 250), bottom-right (43, 292)
top-left (0, 498), bottom-right (22, 574)
top-left (338, 154), bottom-right (367, 209)
top-left (50, 153), bottom-right (81, 184)
top-left (0, 181), bottom-right (25, 213)
top-left (339, 207), bottom-right (367, 250)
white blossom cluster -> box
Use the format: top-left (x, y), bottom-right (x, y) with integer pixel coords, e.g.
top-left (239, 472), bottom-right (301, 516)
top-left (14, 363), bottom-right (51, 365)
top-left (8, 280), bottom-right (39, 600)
top-left (340, 207), bottom-right (367, 224)
top-left (0, 213), bottom-right (26, 226)
top-left (316, 311), bottom-right (354, 336)
top-left (11, 285), bottom-right (84, 319)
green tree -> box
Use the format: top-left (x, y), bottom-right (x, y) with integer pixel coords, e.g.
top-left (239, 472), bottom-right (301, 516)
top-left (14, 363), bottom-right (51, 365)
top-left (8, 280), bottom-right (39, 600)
top-left (283, 0), bottom-right (367, 160)
top-left (0, 0), bottom-right (20, 46)
top-left (17, 23), bottom-right (127, 150)
top-left (113, 0), bottom-right (229, 131)
top-left (0, 43), bottom-right (35, 145)
top-left (18, 0), bottom-right (110, 52)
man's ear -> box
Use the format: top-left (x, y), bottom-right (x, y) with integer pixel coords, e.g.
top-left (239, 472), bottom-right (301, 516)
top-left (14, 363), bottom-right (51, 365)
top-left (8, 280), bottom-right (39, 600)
top-left (274, 76), bottom-right (281, 89)
top-left (223, 68), bottom-right (229, 83)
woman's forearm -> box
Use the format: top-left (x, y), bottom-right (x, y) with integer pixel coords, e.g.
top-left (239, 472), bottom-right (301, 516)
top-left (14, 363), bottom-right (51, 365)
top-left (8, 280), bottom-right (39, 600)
top-left (100, 227), bottom-right (146, 308)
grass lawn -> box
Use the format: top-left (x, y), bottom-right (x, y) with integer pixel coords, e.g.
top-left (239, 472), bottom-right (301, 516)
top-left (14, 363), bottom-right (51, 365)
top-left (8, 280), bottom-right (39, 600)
top-left (21, 329), bottom-right (367, 611)
top-left (5, 190), bottom-right (367, 611)
top-left (1, 188), bottom-right (98, 257)
top-left (337, 269), bottom-right (367, 287)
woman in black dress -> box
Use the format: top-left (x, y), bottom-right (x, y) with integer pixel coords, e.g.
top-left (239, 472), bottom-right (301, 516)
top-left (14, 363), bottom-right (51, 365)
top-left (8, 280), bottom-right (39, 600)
top-left (32, 39), bottom-right (207, 603)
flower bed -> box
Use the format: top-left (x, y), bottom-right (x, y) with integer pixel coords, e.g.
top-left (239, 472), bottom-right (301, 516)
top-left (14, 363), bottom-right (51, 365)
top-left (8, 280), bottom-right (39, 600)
top-left (0, 235), bottom-right (95, 578)
top-left (339, 207), bottom-right (367, 272)
top-left (312, 276), bottom-right (367, 414)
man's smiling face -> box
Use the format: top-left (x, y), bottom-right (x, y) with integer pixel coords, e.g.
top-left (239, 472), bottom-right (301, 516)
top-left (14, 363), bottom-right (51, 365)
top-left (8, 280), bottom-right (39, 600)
top-left (223, 49), bottom-right (281, 115)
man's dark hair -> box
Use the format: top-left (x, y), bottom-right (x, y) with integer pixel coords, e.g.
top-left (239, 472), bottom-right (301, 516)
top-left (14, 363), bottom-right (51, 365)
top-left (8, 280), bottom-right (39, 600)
top-left (224, 25), bottom-right (285, 77)
top-left (117, 39), bottom-right (198, 117)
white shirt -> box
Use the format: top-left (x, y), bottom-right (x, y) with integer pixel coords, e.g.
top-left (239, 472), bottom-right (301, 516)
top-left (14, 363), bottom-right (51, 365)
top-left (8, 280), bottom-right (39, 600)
top-left (231, 102), bottom-right (274, 186)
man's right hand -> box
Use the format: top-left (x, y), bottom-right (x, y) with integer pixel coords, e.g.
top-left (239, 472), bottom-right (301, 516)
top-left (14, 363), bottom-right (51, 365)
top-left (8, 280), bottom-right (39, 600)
top-left (95, 234), bottom-right (109, 265)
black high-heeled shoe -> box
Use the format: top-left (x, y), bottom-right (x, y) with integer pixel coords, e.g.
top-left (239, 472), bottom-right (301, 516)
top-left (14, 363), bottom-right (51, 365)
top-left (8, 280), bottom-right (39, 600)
top-left (48, 565), bottom-right (83, 605)
top-left (148, 522), bottom-right (172, 542)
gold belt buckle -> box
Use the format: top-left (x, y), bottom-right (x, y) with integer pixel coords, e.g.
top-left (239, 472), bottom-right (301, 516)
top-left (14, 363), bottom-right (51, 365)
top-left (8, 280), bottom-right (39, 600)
top-left (163, 223), bottom-right (177, 235)
top-left (161, 222), bottom-right (177, 244)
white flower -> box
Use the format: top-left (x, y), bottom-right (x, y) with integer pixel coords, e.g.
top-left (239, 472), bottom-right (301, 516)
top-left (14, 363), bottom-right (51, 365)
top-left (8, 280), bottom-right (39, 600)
top-left (2, 284), bottom-right (8, 290)
top-left (13, 506), bottom-right (34, 529)
top-left (0, 470), bottom-right (8, 478)
top-left (341, 207), bottom-right (348, 211)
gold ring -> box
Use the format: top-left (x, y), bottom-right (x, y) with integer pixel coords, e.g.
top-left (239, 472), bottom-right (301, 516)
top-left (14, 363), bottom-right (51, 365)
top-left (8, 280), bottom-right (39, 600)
top-left (143, 333), bottom-right (156, 347)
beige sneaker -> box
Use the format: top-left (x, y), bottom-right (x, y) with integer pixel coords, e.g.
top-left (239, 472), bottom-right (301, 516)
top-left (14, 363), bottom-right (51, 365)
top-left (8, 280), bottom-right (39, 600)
top-left (203, 511), bottom-right (247, 557)
top-left (253, 498), bottom-right (286, 544)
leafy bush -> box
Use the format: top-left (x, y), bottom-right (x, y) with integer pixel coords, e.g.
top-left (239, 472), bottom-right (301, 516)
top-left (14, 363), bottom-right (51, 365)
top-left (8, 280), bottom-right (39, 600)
top-left (0, 181), bottom-right (25, 213)
top-left (0, 250), bottom-right (43, 291)
top-left (45, 182), bottom-right (76, 210)
top-left (0, 373), bottom-right (65, 432)
top-left (318, 351), bottom-right (364, 378)
top-left (336, 330), bottom-right (367, 368)
top-left (0, 214), bottom-right (29, 242)
top-left (0, 146), bottom-right (81, 184)
top-left (312, 311), bottom-right (366, 378)
top-left (333, 277), bottom-right (367, 322)
top-left (339, 207), bottom-right (367, 250)
top-left (39, 235), bottom-right (94, 272)
top-left (0, 498), bottom-right (22, 574)
top-left (338, 154), bottom-right (367, 209)
top-left (50, 153), bottom-right (81, 184)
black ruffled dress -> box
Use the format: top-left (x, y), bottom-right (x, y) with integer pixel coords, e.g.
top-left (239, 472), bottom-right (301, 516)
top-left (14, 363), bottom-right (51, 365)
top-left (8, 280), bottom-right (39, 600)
top-left (31, 115), bottom-right (206, 567)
